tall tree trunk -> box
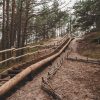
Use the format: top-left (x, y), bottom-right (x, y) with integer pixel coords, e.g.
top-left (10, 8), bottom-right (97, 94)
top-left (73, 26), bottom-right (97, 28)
top-left (96, 15), bottom-right (100, 32)
top-left (16, 0), bottom-right (23, 49)
top-left (1, 0), bottom-right (6, 60)
top-left (10, 0), bottom-right (16, 47)
top-left (2, 0), bottom-right (6, 50)
top-left (22, 0), bottom-right (30, 47)
top-left (6, 0), bottom-right (10, 49)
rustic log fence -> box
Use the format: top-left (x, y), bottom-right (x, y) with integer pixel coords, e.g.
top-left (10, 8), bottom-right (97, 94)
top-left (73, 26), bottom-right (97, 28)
top-left (41, 51), bottom-right (67, 100)
top-left (0, 36), bottom-right (72, 98)
top-left (0, 35), bottom-right (69, 78)
top-left (0, 35), bottom-right (67, 67)
top-left (0, 45), bottom-right (52, 64)
top-left (66, 54), bottom-right (100, 65)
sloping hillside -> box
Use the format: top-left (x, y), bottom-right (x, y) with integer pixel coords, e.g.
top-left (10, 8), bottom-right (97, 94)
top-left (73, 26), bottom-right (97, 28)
top-left (78, 32), bottom-right (100, 59)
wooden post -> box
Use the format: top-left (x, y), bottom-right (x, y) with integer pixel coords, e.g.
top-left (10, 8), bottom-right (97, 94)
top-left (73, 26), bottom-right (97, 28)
top-left (47, 72), bottom-right (51, 80)
top-left (33, 53), bottom-right (35, 60)
top-left (12, 48), bottom-right (16, 64)
top-left (48, 72), bottom-right (50, 76)
top-left (28, 46), bottom-right (31, 58)
top-left (87, 57), bottom-right (88, 62)
top-left (67, 53), bottom-right (69, 59)
top-left (42, 77), bottom-right (45, 83)
top-left (28, 46), bottom-right (31, 53)
top-left (76, 57), bottom-right (77, 61)
top-left (54, 43), bottom-right (55, 47)
top-left (0, 38), bottom-right (72, 97)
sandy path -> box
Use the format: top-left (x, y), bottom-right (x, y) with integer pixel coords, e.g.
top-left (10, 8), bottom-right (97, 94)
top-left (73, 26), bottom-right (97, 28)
top-left (7, 65), bottom-right (51, 100)
top-left (7, 38), bottom-right (100, 100)
top-left (6, 55), bottom-right (63, 100)
top-left (51, 60), bottom-right (100, 100)
top-left (50, 38), bottom-right (100, 100)
top-left (6, 37), bottom-right (63, 100)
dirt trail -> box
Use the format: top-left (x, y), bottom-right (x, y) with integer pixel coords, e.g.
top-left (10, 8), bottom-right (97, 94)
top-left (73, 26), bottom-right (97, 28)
top-left (7, 65), bottom-right (51, 100)
top-left (6, 37), bottom-right (63, 100)
top-left (7, 38), bottom-right (100, 100)
top-left (7, 54), bottom-right (62, 100)
top-left (50, 39), bottom-right (100, 100)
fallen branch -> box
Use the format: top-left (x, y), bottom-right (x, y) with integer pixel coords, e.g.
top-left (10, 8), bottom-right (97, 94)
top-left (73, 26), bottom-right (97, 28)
top-left (41, 77), bottom-right (62, 100)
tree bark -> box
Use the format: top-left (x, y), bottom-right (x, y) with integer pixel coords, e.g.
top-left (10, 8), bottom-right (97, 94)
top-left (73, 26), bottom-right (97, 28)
top-left (96, 15), bottom-right (100, 32)
top-left (1, 0), bottom-right (6, 60)
top-left (10, 0), bottom-right (16, 47)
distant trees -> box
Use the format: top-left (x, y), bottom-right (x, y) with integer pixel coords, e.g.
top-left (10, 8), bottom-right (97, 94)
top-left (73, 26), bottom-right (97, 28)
top-left (34, 0), bottom-right (68, 40)
top-left (73, 0), bottom-right (100, 32)
top-left (1, 0), bottom-right (69, 60)
top-left (1, 0), bottom-right (35, 51)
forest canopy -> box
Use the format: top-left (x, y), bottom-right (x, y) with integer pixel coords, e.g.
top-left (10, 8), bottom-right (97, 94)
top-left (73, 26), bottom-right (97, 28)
top-left (0, 0), bottom-right (68, 51)
top-left (73, 0), bottom-right (100, 32)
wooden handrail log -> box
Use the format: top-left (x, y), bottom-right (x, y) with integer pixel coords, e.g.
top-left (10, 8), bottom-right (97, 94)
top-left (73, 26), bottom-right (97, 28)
top-left (0, 57), bottom-right (13, 65)
top-left (0, 47), bottom-right (53, 64)
top-left (0, 38), bottom-right (72, 97)
top-left (14, 53), bottom-right (30, 60)
top-left (15, 46), bottom-right (29, 51)
top-left (0, 48), bottom-right (14, 53)
top-left (0, 35), bottom-right (66, 54)
top-left (0, 42), bottom-right (54, 54)
top-left (0, 35), bottom-right (67, 64)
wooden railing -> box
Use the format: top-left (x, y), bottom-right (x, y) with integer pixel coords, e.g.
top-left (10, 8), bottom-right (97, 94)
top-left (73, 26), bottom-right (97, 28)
top-left (0, 45), bottom-right (55, 65)
top-left (0, 35), bottom-right (68, 66)
top-left (0, 35), bottom-right (72, 97)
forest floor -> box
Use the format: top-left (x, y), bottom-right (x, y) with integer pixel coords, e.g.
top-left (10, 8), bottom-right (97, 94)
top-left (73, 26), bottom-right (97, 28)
top-left (7, 38), bottom-right (100, 100)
